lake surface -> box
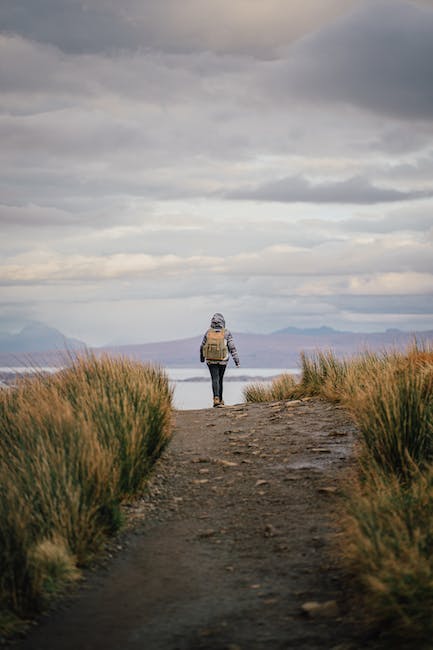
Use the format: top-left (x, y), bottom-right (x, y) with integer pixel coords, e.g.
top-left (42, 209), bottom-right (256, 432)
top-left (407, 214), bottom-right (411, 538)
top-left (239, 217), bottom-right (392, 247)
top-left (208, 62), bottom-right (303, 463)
top-left (0, 366), bottom-right (298, 411)
top-left (170, 367), bottom-right (298, 410)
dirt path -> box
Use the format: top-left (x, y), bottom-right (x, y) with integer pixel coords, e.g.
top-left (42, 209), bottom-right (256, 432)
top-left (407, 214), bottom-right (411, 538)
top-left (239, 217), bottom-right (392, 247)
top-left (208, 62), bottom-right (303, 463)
top-left (17, 398), bottom-right (364, 650)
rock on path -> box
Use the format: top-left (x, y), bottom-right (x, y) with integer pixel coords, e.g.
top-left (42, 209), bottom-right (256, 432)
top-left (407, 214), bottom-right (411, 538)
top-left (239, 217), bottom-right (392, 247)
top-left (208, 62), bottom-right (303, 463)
top-left (17, 398), bottom-right (363, 650)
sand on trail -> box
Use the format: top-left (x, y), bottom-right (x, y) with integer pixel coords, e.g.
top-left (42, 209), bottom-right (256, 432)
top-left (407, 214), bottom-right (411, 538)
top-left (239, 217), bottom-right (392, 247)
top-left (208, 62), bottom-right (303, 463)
top-left (17, 398), bottom-right (364, 650)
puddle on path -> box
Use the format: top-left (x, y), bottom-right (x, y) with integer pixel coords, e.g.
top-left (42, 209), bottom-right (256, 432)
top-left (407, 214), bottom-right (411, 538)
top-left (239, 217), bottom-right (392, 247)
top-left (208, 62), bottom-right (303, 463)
top-left (272, 461), bottom-right (322, 471)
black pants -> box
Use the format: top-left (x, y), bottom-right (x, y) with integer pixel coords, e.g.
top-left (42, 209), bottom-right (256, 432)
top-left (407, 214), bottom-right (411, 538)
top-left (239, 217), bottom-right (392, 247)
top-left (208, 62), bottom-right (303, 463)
top-left (207, 363), bottom-right (226, 400)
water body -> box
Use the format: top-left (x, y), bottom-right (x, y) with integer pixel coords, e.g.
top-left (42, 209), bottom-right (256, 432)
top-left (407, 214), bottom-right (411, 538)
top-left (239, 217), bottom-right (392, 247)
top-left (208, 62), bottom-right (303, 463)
top-left (0, 366), bottom-right (298, 411)
top-left (170, 367), bottom-right (298, 410)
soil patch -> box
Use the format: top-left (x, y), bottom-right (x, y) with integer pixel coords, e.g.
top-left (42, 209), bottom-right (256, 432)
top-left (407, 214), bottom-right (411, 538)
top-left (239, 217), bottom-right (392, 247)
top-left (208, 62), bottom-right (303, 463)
top-left (16, 398), bottom-right (366, 650)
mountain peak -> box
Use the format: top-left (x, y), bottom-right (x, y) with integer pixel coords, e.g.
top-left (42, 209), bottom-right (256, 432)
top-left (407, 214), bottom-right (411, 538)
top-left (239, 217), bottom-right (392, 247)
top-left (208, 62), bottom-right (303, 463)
top-left (272, 325), bottom-right (340, 336)
top-left (0, 322), bottom-right (87, 354)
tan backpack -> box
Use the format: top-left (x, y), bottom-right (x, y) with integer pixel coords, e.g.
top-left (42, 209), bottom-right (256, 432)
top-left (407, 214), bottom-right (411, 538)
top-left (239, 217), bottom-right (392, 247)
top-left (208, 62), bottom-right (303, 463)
top-left (203, 328), bottom-right (228, 361)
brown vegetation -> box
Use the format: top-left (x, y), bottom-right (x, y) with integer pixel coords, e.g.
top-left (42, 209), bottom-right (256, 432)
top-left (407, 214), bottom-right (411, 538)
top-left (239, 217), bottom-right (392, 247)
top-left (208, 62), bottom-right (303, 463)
top-left (246, 342), bottom-right (433, 643)
top-left (0, 354), bottom-right (172, 630)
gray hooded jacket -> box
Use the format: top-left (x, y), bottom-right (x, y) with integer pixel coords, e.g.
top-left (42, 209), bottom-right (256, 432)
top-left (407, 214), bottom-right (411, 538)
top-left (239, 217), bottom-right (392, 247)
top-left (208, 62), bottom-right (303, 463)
top-left (200, 313), bottom-right (240, 366)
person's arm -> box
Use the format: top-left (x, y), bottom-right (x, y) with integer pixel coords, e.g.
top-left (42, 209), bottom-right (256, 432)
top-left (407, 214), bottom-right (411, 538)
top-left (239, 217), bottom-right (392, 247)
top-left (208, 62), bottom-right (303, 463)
top-left (200, 332), bottom-right (207, 362)
top-left (226, 330), bottom-right (240, 366)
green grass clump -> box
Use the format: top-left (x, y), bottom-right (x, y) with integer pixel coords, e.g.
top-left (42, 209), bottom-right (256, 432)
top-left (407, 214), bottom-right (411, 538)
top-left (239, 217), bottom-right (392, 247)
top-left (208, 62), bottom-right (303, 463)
top-left (243, 373), bottom-right (298, 402)
top-left (52, 355), bottom-right (173, 495)
top-left (298, 350), bottom-right (349, 399)
top-left (295, 343), bottom-right (433, 642)
top-left (345, 464), bottom-right (433, 642)
top-left (246, 343), bottom-right (433, 642)
top-left (243, 382), bottom-right (269, 402)
top-left (0, 354), bottom-right (172, 627)
top-left (351, 362), bottom-right (433, 479)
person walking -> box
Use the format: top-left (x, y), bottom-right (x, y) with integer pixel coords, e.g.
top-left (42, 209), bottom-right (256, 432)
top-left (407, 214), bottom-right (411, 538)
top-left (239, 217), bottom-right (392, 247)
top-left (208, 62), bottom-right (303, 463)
top-left (200, 313), bottom-right (240, 407)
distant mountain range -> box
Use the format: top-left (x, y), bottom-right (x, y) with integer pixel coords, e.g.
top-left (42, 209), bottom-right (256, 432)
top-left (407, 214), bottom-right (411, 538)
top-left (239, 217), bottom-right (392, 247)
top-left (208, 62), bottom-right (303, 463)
top-left (0, 321), bottom-right (431, 368)
top-left (274, 325), bottom-right (344, 336)
top-left (101, 327), bottom-right (432, 368)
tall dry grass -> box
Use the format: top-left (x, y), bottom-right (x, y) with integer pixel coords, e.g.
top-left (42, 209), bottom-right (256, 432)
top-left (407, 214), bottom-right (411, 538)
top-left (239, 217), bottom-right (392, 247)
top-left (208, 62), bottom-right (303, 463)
top-left (52, 355), bottom-right (173, 495)
top-left (294, 344), bottom-right (433, 642)
top-left (298, 350), bottom-right (349, 399)
top-left (245, 343), bottom-right (433, 640)
top-left (0, 354), bottom-right (172, 625)
top-left (243, 373), bottom-right (298, 402)
top-left (344, 464), bottom-right (433, 641)
top-left (350, 361), bottom-right (433, 479)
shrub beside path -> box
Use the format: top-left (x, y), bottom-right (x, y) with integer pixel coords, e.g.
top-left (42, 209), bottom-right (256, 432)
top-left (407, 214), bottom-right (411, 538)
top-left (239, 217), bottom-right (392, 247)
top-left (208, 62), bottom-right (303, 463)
top-left (18, 398), bottom-right (366, 650)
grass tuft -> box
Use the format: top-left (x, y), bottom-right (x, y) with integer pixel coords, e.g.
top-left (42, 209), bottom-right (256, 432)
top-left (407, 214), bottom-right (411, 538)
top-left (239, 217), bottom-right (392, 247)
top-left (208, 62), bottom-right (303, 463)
top-left (344, 464), bottom-right (433, 641)
top-left (243, 373), bottom-right (298, 402)
top-left (28, 535), bottom-right (80, 600)
top-left (291, 342), bottom-right (433, 642)
top-left (0, 354), bottom-right (172, 627)
top-left (246, 342), bottom-right (433, 641)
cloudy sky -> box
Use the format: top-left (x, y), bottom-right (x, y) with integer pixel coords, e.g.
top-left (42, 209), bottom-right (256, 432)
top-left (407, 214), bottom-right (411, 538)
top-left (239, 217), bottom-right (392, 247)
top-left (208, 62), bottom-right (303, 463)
top-left (1, 0), bottom-right (433, 345)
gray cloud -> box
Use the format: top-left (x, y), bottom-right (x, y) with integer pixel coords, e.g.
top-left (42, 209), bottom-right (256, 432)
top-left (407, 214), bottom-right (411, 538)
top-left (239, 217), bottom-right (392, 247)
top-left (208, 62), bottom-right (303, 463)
top-left (330, 294), bottom-right (433, 315)
top-left (384, 152), bottom-right (433, 184)
top-left (2, 232), bottom-right (431, 285)
top-left (0, 0), bottom-right (357, 56)
top-left (372, 126), bottom-right (433, 154)
top-left (0, 1), bottom-right (143, 55)
top-left (269, 0), bottom-right (433, 121)
top-left (3, 1), bottom-right (433, 125)
top-left (227, 175), bottom-right (429, 204)
top-left (338, 205), bottom-right (433, 233)
top-left (1, 1), bottom-right (433, 342)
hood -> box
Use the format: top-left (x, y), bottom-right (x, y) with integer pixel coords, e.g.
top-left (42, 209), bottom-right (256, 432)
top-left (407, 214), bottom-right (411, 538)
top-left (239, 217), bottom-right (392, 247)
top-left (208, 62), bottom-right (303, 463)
top-left (210, 313), bottom-right (225, 329)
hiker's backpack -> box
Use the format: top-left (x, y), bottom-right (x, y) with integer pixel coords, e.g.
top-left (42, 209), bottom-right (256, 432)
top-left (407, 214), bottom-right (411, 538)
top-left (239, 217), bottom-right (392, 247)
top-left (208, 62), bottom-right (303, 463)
top-left (203, 328), bottom-right (228, 361)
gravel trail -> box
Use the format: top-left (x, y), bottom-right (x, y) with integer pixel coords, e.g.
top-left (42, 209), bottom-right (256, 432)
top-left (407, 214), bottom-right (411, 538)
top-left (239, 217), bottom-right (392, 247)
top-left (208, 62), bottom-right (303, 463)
top-left (17, 398), bottom-right (365, 650)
